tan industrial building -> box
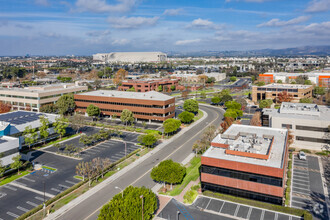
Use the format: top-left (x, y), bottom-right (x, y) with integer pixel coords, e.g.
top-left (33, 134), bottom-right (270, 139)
top-left (0, 83), bottom-right (88, 112)
top-left (252, 84), bottom-right (313, 103)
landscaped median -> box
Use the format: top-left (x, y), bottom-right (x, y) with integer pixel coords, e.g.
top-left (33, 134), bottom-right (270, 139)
top-left (17, 147), bottom-right (151, 220)
top-left (203, 191), bottom-right (312, 220)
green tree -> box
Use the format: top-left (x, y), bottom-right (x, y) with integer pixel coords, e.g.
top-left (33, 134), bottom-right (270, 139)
top-left (183, 99), bottom-right (199, 113)
top-left (40, 104), bottom-right (57, 113)
top-left (23, 125), bottom-right (38, 150)
top-left (178, 111), bottom-right (194, 124)
top-left (170, 85), bottom-right (176, 91)
top-left (257, 81), bottom-right (265, 86)
top-left (127, 87), bottom-right (136, 92)
top-left (86, 104), bottom-right (100, 117)
top-left (225, 101), bottom-right (241, 110)
top-left (221, 94), bottom-right (233, 103)
top-left (98, 186), bottom-right (157, 220)
top-left (259, 99), bottom-right (273, 108)
top-left (299, 98), bottom-right (313, 103)
top-left (230, 76), bottom-right (237, 82)
top-left (224, 109), bottom-right (239, 119)
top-left (277, 80), bottom-right (283, 84)
top-left (138, 134), bottom-right (158, 147)
top-left (251, 76), bottom-right (255, 82)
top-left (10, 155), bottom-right (23, 175)
top-left (55, 94), bottom-right (76, 115)
top-left (206, 77), bottom-right (216, 84)
top-left (150, 160), bottom-right (186, 187)
top-left (200, 91), bottom-right (206, 99)
top-left (314, 86), bottom-right (325, 96)
top-left (304, 80), bottom-right (312, 85)
top-left (54, 117), bottom-right (68, 140)
top-left (163, 118), bottom-right (181, 135)
top-left (158, 85), bottom-right (163, 92)
top-left (211, 96), bottom-right (221, 104)
top-left (120, 109), bottom-right (134, 126)
top-left (39, 116), bottom-right (50, 145)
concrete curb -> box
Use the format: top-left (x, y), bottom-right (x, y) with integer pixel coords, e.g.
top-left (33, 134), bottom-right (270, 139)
top-left (45, 109), bottom-right (209, 220)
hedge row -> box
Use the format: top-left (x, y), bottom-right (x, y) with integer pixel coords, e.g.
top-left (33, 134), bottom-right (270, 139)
top-left (18, 148), bottom-right (141, 220)
top-left (203, 191), bottom-right (312, 220)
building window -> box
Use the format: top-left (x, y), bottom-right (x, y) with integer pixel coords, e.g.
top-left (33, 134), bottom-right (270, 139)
top-left (282, 124), bottom-right (292, 129)
top-left (201, 165), bottom-right (282, 187)
top-left (296, 125), bottom-right (328, 132)
top-left (296, 136), bottom-right (330, 144)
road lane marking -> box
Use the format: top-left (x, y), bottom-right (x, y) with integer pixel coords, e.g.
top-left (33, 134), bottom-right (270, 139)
top-left (22, 176), bottom-right (36, 182)
top-left (65, 180), bottom-right (76, 185)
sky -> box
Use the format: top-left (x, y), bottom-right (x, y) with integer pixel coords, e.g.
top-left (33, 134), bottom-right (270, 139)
top-left (0, 0), bottom-right (329, 56)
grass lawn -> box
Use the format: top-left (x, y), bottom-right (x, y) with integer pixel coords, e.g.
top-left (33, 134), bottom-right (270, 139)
top-left (74, 175), bottom-right (83, 180)
top-left (193, 110), bottom-right (204, 122)
top-left (42, 166), bottom-right (57, 171)
top-left (183, 184), bottom-right (200, 204)
top-left (0, 171), bottom-right (29, 186)
top-left (169, 156), bottom-right (201, 196)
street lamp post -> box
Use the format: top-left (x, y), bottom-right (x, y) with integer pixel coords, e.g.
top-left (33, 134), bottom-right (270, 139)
top-left (115, 186), bottom-right (124, 198)
top-left (140, 195), bottom-right (144, 220)
top-left (125, 142), bottom-right (127, 158)
top-left (43, 181), bottom-right (46, 217)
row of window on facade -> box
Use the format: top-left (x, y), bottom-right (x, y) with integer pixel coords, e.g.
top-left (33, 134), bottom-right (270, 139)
top-left (75, 99), bottom-right (170, 109)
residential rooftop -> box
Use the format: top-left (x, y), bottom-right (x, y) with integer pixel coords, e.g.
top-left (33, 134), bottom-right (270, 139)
top-left (203, 124), bottom-right (288, 169)
top-left (255, 83), bottom-right (312, 89)
top-left (77, 90), bottom-right (174, 101)
top-left (262, 102), bottom-right (330, 121)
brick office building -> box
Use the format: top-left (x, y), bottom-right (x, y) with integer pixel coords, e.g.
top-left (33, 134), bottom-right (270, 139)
top-left (252, 83), bottom-right (313, 103)
top-left (74, 90), bottom-right (175, 122)
top-left (118, 79), bottom-right (179, 92)
top-left (201, 124), bottom-right (289, 205)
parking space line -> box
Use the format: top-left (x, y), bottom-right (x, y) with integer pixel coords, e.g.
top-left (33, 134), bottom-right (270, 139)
top-left (293, 182), bottom-right (310, 189)
top-left (219, 201), bottom-right (225, 213)
top-left (9, 182), bottom-right (55, 197)
top-left (247, 207), bottom-right (252, 219)
top-left (26, 201), bottom-right (38, 207)
top-left (22, 176), bottom-right (35, 182)
top-left (13, 181), bottom-right (27, 187)
top-left (260, 210), bottom-right (265, 220)
top-left (87, 149), bottom-right (100, 153)
top-left (293, 176), bottom-right (309, 181)
top-left (292, 189), bottom-right (310, 196)
top-left (35, 196), bottom-right (45, 201)
top-left (3, 185), bottom-right (17, 191)
top-left (65, 180), bottom-right (76, 185)
top-left (291, 199), bottom-right (307, 206)
top-left (274, 213), bottom-right (278, 220)
top-left (51, 188), bottom-right (62, 193)
top-left (17, 206), bottom-right (29, 212)
top-left (205, 198), bottom-right (212, 210)
top-left (59, 184), bottom-right (70, 189)
top-left (7, 212), bottom-right (19, 218)
top-left (293, 170), bottom-right (309, 175)
top-left (292, 178), bottom-right (309, 184)
top-left (234, 204), bottom-right (240, 216)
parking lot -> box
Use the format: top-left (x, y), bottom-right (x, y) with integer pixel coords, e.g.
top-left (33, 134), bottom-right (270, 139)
top-left (291, 155), bottom-right (328, 220)
top-left (158, 196), bottom-right (301, 220)
top-left (0, 128), bottom-right (142, 220)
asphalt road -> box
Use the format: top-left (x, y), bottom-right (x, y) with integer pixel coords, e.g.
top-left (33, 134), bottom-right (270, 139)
top-left (52, 104), bottom-right (224, 220)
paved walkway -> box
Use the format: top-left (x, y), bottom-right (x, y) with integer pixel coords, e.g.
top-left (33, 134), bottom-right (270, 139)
top-left (174, 179), bottom-right (200, 203)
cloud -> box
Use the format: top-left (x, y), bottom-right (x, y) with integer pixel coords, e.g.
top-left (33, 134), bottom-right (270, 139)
top-left (75, 0), bottom-right (137, 13)
top-left (187, 18), bottom-right (224, 29)
top-left (35, 0), bottom-right (50, 6)
top-left (112, 39), bottom-right (130, 45)
top-left (305, 0), bottom-right (330, 12)
top-left (163, 9), bottom-right (183, 16)
top-left (298, 21), bottom-right (330, 34)
top-left (86, 30), bottom-right (111, 37)
top-left (225, 0), bottom-right (272, 2)
top-left (175, 39), bottom-right (201, 45)
top-left (107, 16), bottom-right (159, 29)
top-left (257, 16), bottom-right (310, 27)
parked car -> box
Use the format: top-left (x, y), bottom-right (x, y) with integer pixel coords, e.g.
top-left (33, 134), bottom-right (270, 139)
top-left (298, 151), bottom-right (307, 160)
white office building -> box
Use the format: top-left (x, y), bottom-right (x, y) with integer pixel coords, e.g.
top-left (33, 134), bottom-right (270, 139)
top-left (93, 52), bottom-right (167, 63)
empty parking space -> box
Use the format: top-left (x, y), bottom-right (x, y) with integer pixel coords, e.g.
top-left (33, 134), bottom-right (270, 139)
top-left (192, 196), bottom-right (300, 220)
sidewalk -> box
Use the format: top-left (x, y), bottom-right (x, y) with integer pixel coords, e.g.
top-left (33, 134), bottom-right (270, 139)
top-left (173, 179), bottom-right (200, 203)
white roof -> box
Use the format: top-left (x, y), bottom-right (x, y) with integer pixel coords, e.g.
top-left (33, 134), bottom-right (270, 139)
top-left (203, 124), bottom-right (288, 169)
top-left (78, 90), bottom-right (173, 101)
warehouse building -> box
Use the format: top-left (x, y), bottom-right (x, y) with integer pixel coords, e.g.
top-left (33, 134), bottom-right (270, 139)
top-left (252, 83), bottom-right (313, 103)
top-left (201, 124), bottom-right (289, 205)
top-left (74, 90), bottom-right (175, 122)
top-left (0, 83), bottom-right (88, 112)
top-left (262, 102), bottom-right (330, 150)
top-left (93, 52), bottom-right (167, 63)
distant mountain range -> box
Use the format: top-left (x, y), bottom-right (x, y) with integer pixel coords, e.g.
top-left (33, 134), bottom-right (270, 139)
top-left (167, 45), bottom-right (330, 57)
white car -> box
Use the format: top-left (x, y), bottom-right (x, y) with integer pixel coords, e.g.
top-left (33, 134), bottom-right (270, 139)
top-left (298, 151), bottom-right (307, 160)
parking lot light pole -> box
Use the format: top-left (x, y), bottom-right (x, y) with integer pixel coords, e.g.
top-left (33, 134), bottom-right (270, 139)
top-left (177, 211), bottom-right (180, 220)
top-left (125, 141), bottom-right (127, 158)
top-left (115, 186), bottom-right (124, 198)
top-left (43, 181), bottom-right (45, 217)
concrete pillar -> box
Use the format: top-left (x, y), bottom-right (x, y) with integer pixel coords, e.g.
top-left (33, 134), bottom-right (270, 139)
top-left (149, 119), bottom-right (151, 124)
